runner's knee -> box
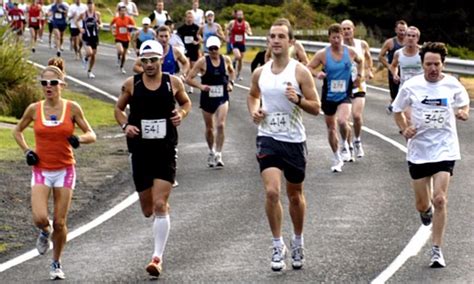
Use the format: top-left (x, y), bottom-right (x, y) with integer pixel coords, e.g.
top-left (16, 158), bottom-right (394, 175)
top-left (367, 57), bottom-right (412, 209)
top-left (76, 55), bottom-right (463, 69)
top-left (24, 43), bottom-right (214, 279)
top-left (53, 219), bottom-right (66, 232)
top-left (265, 187), bottom-right (280, 204)
top-left (433, 194), bottom-right (447, 209)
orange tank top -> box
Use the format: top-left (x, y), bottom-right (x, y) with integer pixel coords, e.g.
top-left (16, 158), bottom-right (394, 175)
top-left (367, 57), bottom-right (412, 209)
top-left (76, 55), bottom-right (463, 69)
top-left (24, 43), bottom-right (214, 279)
top-left (34, 100), bottom-right (75, 169)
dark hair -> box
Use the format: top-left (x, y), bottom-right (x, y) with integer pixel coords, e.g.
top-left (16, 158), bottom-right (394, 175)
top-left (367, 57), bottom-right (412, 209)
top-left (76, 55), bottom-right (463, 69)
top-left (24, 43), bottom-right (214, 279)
top-left (157, 25), bottom-right (171, 34)
top-left (271, 18), bottom-right (294, 40)
top-left (395, 20), bottom-right (408, 27)
top-left (419, 42), bottom-right (448, 63)
top-left (328, 23), bottom-right (343, 35)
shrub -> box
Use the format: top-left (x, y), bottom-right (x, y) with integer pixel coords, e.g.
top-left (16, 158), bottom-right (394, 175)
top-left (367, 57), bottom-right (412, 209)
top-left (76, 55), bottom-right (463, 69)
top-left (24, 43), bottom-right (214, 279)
top-left (218, 3), bottom-right (282, 30)
top-left (0, 26), bottom-right (41, 117)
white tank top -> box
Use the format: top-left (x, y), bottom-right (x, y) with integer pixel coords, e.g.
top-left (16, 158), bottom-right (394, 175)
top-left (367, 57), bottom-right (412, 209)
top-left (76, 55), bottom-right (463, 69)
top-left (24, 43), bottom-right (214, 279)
top-left (257, 59), bottom-right (306, 143)
top-left (349, 39), bottom-right (367, 93)
top-left (397, 47), bottom-right (423, 86)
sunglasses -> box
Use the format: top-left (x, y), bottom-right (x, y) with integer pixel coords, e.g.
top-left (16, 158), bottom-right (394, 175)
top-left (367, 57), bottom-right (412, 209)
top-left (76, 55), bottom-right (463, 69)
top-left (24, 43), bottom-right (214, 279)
top-left (208, 46), bottom-right (219, 51)
top-left (139, 56), bottom-right (161, 64)
top-left (40, 79), bottom-right (63, 86)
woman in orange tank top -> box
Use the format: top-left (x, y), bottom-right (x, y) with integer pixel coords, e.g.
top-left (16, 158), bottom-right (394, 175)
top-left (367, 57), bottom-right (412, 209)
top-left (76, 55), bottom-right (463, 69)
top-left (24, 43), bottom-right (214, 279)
top-left (13, 65), bottom-right (96, 280)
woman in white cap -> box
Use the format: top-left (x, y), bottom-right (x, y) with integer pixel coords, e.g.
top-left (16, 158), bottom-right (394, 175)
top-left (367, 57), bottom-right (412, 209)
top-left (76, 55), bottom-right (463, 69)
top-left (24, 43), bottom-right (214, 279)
top-left (199, 10), bottom-right (225, 54)
top-left (133, 17), bottom-right (156, 56)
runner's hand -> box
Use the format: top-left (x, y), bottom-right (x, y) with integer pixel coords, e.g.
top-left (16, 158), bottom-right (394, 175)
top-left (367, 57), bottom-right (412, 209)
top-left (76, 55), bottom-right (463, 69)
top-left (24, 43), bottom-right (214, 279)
top-left (170, 109), bottom-right (182, 127)
top-left (455, 109), bottom-right (469, 121)
top-left (200, 84), bottom-right (210, 92)
top-left (400, 126), bottom-right (416, 139)
top-left (124, 124), bottom-right (140, 138)
top-left (316, 71), bottom-right (326, 80)
top-left (251, 109), bottom-right (265, 125)
top-left (284, 82), bottom-right (298, 104)
top-left (25, 150), bottom-right (39, 166)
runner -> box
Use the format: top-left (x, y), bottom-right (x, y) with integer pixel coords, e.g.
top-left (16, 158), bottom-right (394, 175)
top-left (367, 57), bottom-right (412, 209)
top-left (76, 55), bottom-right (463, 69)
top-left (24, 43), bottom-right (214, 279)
top-left (227, 9), bottom-right (252, 81)
top-left (307, 23), bottom-right (363, 172)
top-left (77, 0), bottom-right (101, 78)
top-left (177, 10), bottom-right (201, 93)
top-left (247, 19), bottom-right (320, 271)
top-left (110, 4), bottom-right (136, 74)
top-left (67, 0), bottom-right (87, 60)
top-left (116, 0), bottom-right (138, 18)
top-left (392, 41), bottom-right (470, 268)
top-left (7, 2), bottom-right (24, 37)
top-left (390, 26), bottom-right (423, 125)
top-left (42, 0), bottom-right (53, 48)
top-left (17, 0), bottom-right (27, 33)
top-left (165, 19), bottom-right (185, 55)
top-left (132, 17), bottom-right (155, 56)
top-left (148, 0), bottom-right (170, 29)
top-left (378, 20), bottom-right (407, 113)
top-left (199, 10), bottom-right (225, 54)
top-left (12, 64), bottom-right (96, 280)
top-left (114, 40), bottom-right (191, 278)
top-left (190, 0), bottom-right (203, 26)
top-left (133, 25), bottom-right (189, 77)
top-left (49, 0), bottom-right (69, 57)
top-left (341, 19), bottom-right (374, 160)
top-left (186, 36), bottom-right (234, 167)
top-left (28, 0), bottom-right (43, 52)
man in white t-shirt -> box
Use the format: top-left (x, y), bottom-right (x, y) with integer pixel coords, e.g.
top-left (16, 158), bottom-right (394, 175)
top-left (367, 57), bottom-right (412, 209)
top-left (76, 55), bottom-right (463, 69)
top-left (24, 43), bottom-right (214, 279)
top-left (392, 42), bottom-right (470, 269)
top-left (68, 0), bottom-right (87, 59)
top-left (190, 0), bottom-right (203, 26)
top-left (116, 0), bottom-right (138, 18)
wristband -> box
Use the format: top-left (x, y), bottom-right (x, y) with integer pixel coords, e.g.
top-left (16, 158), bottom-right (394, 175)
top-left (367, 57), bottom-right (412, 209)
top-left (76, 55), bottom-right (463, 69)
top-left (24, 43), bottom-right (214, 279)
top-left (229, 80), bottom-right (234, 86)
top-left (296, 95), bottom-right (302, 105)
top-left (121, 123), bottom-right (128, 130)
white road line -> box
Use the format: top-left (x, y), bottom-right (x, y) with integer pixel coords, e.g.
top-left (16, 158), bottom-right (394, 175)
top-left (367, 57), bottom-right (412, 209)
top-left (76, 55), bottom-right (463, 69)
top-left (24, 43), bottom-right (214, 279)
top-left (236, 81), bottom-right (432, 283)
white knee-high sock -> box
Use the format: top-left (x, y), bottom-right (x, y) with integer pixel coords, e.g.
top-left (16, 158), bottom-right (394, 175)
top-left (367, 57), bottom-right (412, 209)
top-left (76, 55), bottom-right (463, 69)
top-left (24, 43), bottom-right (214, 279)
top-left (153, 215), bottom-right (170, 259)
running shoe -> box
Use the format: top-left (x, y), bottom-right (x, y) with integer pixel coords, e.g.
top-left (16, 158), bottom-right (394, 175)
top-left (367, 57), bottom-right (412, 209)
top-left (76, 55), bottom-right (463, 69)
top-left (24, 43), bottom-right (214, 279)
top-left (430, 246), bottom-right (446, 268)
top-left (187, 86), bottom-right (193, 94)
top-left (32, 48), bottom-right (35, 53)
top-left (386, 104), bottom-right (393, 114)
top-left (87, 72), bottom-right (96, 79)
top-left (36, 230), bottom-right (50, 255)
top-left (146, 256), bottom-right (162, 277)
top-left (215, 152), bottom-right (224, 168)
top-left (121, 68), bottom-right (126, 74)
top-left (50, 261), bottom-right (66, 280)
top-left (56, 51), bottom-right (61, 57)
top-left (341, 147), bottom-right (351, 162)
top-left (331, 156), bottom-right (343, 173)
top-left (348, 146), bottom-right (355, 162)
top-left (354, 140), bottom-right (365, 158)
top-left (420, 206), bottom-right (433, 226)
top-left (290, 242), bottom-right (304, 269)
top-left (271, 245), bottom-right (287, 271)
top-left (172, 179), bottom-right (179, 188)
top-left (207, 152), bottom-right (216, 168)
top-left (82, 57), bottom-right (88, 69)
top-left (116, 58), bottom-right (121, 67)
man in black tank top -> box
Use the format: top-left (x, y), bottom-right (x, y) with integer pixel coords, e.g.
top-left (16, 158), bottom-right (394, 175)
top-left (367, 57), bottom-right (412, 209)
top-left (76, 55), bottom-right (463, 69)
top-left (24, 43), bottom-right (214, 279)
top-left (114, 40), bottom-right (191, 278)
top-left (186, 36), bottom-right (235, 168)
top-left (76, 0), bottom-right (101, 79)
top-left (378, 20), bottom-right (407, 110)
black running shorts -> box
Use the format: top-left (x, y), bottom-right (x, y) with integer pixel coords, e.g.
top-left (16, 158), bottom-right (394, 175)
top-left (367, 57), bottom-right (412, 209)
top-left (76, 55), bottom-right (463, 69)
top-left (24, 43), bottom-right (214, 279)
top-left (408, 160), bottom-right (455, 180)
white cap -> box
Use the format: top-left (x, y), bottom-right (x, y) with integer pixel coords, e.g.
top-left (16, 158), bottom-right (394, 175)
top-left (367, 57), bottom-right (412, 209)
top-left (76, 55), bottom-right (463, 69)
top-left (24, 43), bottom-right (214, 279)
top-left (206, 36), bottom-right (221, 48)
top-left (142, 17), bottom-right (151, 25)
top-left (205, 10), bottom-right (214, 17)
top-left (139, 40), bottom-right (163, 58)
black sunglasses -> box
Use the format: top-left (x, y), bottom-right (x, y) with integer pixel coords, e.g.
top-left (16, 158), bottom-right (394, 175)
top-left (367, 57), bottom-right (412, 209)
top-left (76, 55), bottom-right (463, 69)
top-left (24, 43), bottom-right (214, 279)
top-left (208, 46), bottom-right (219, 51)
top-left (40, 79), bottom-right (63, 86)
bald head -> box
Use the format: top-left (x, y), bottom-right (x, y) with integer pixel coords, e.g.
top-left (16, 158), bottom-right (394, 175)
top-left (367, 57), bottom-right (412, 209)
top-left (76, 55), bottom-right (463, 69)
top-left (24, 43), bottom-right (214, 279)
top-left (341, 19), bottom-right (355, 40)
top-left (341, 19), bottom-right (354, 28)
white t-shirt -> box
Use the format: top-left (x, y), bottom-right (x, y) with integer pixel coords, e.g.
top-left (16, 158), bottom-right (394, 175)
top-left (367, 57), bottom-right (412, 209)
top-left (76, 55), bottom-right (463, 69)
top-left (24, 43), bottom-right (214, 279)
top-left (117, 1), bottom-right (137, 17)
top-left (257, 59), bottom-right (306, 143)
top-left (68, 3), bottom-right (87, 28)
top-left (392, 73), bottom-right (469, 164)
top-left (191, 8), bottom-right (203, 26)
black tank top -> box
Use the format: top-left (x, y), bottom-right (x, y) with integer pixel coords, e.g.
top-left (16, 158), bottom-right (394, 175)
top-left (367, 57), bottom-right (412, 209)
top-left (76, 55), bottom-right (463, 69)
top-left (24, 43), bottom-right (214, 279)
top-left (387, 37), bottom-right (403, 64)
top-left (201, 55), bottom-right (229, 98)
top-left (83, 11), bottom-right (98, 38)
top-left (127, 73), bottom-right (177, 153)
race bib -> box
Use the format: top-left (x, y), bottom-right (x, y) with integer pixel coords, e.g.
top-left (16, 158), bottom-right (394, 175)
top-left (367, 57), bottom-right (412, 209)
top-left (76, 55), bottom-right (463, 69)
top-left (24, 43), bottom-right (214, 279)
top-left (141, 119), bottom-right (166, 139)
top-left (401, 65), bottom-right (422, 82)
top-left (330, 80), bottom-right (347, 93)
top-left (12, 15), bottom-right (19, 21)
top-left (184, 36), bottom-right (194, 44)
top-left (119, 27), bottom-right (127, 34)
top-left (421, 108), bottom-right (448, 129)
top-left (31, 17), bottom-right (38, 23)
top-left (234, 34), bottom-right (243, 42)
top-left (209, 85), bottom-right (224, 98)
top-left (264, 112), bottom-right (290, 133)
top-left (54, 12), bottom-right (62, 19)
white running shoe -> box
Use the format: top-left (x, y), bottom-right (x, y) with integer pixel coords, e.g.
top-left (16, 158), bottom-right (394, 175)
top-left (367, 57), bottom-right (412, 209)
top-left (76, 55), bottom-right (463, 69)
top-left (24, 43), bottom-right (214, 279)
top-left (348, 147), bottom-right (355, 162)
top-left (172, 180), bottom-right (179, 188)
top-left (187, 86), bottom-right (193, 94)
top-left (430, 246), bottom-right (446, 268)
top-left (341, 147), bottom-right (351, 162)
top-left (331, 156), bottom-right (344, 172)
top-left (82, 57), bottom-right (88, 69)
top-left (271, 245), bottom-right (287, 271)
top-left (290, 242), bottom-right (304, 269)
top-left (215, 152), bottom-right (224, 168)
top-left (36, 230), bottom-right (50, 255)
top-left (354, 140), bottom-right (365, 158)
top-left (87, 72), bottom-right (95, 79)
top-left (50, 261), bottom-right (66, 280)
top-left (121, 68), bottom-right (126, 74)
top-left (207, 151), bottom-right (216, 168)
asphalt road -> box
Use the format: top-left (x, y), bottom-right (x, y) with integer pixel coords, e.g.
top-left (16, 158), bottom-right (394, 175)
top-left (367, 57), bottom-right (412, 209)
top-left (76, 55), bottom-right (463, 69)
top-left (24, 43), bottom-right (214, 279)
top-left (1, 39), bottom-right (473, 283)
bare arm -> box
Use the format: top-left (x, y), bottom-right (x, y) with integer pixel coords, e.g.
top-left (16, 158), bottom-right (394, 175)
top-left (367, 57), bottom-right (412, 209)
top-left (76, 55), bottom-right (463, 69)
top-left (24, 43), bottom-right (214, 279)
top-left (12, 103), bottom-right (36, 153)
top-left (215, 23), bottom-right (225, 41)
top-left (362, 40), bottom-right (374, 79)
top-left (293, 64), bottom-right (320, 115)
top-left (185, 57), bottom-right (207, 90)
top-left (378, 39), bottom-right (392, 69)
top-left (390, 52), bottom-right (400, 82)
top-left (114, 77), bottom-right (140, 137)
top-left (132, 58), bottom-right (143, 73)
top-left (170, 76), bottom-right (192, 127)
top-left (247, 68), bottom-right (265, 124)
top-left (394, 111), bottom-right (416, 139)
top-left (71, 101), bottom-right (96, 144)
top-left (174, 47), bottom-right (190, 76)
top-left (295, 41), bottom-right (309, 65)
top-left (224, 55), bottom-right (235, 92)
top-left (455, 105), bottom-right (470, 121)
top-left (307, 50), bottom-right (325, 78)
top-left (245, 22), bottom-right (252, 36)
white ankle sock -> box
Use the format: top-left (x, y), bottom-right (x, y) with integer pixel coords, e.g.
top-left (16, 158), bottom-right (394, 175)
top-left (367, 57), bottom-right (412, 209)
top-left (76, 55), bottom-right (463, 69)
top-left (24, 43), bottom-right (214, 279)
top-left (292, 234), bottom-right (304, 247)
top-left (153, 215), bottom-right (170, 259)
top-left (272, 236), bottom-right (284, 248)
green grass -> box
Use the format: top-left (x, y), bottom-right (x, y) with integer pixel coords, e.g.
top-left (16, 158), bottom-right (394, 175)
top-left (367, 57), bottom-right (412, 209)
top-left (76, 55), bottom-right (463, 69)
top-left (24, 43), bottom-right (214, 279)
top-left (0, 116), bottom-right (19, 124)
top-left (0, 90), bottom-right (116, 161)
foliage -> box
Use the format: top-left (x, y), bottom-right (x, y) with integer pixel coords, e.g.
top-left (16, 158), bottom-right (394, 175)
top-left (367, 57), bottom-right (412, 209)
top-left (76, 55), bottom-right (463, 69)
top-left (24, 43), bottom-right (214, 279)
top-left (218, 3), bottom-right (282, 30)
top-left (0, 27), bottom-right (41, 118)
top-left (447, 45), bottom-right (474, 60)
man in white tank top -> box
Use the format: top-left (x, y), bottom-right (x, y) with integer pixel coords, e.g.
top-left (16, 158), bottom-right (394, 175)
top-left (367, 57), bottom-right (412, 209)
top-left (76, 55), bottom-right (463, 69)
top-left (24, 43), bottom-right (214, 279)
top-left (341, 19), bottom-right (374, 160)
top-left (247, 18), bottom-right (320, 272)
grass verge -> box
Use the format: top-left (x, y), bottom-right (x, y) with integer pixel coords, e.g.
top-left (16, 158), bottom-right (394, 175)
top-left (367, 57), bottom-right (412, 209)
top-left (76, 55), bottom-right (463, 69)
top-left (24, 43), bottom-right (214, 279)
top-left (0, 90), bottom-right (116, 161)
